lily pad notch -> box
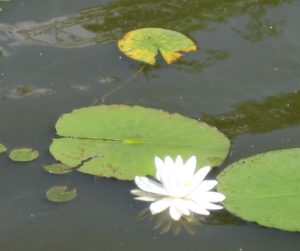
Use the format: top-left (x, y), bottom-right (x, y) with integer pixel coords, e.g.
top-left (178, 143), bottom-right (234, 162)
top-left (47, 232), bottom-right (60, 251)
top-left (50, 105), bottom-right (230, 180)
top-left (118, 28), bottom-right (197, 65)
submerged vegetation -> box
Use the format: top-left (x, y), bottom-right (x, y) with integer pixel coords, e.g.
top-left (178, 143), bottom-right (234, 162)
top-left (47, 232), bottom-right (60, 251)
top-left (4, 85), bottom-right (54, 99)
top-left (0, 0), bottom-right (10, 12)
top-left (203, 91), bottom-right (300, 138)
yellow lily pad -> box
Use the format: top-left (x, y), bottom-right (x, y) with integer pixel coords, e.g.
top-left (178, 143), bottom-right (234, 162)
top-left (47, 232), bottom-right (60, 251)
top-left (118, 28), bottom-right (197, 65)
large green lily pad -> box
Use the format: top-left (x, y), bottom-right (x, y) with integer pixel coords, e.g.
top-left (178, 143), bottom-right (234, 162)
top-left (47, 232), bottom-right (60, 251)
top-left (50, 105), bottom-right (230, 180)
top-left (118, 28), bottom-right (197, 65)
top-left (217, 148), bottom-right (300, 232)
top-left (9, 148), bottom-right (39, 162)
top-left (0, 142), bottom-right (7, 154)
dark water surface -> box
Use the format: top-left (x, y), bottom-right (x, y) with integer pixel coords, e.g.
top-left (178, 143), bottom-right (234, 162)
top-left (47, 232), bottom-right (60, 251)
top-left (0, 0), bottom-right (299, 250)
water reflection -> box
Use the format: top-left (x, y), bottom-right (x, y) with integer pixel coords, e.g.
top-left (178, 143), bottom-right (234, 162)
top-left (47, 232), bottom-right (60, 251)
top-left (137, 208), bottom-right (244, 235)
top-left (176, 49), bottom-right (230, 73)
top-left (230, 1), bottom-right (285, 42)
top-left (203, 91), bottom-right (300, 138)
top-left (0, 0), bottom-right (291, 48)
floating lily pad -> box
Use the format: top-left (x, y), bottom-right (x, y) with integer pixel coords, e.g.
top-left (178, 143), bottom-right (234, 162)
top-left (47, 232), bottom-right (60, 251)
top-left (46, 185), bottom-right (77, 203)
top-left (217, 148), bottom-right (300, 232)
top-left (0, 142), bottom-right (7, 154)
top-left (118, 28), bottom-right (197, 65)
top-left (43, 163), bottom-right (74, 175)
top-left (9, 148), bottom-right (39, 162)
top-left (50, 105), bottom-right (230, 180)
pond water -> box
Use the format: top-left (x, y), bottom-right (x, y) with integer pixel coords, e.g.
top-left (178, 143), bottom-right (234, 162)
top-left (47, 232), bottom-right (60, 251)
top-left (0, 0), bottom-right (300, 250)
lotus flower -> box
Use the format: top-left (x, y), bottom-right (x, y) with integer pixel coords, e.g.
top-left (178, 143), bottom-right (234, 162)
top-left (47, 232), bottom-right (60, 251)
top-left (131, 156), bottom-right (225, 221)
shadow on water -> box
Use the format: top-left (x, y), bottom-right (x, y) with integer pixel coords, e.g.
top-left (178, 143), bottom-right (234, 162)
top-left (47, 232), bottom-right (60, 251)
top-left (0, 0), bottom-right (292, 48)
top-left (202, 91), bottom-right (300, 138)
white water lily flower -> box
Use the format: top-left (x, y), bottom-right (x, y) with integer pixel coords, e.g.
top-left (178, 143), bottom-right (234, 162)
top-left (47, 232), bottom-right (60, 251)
top-left (131, 156), bottom-right (225, 221)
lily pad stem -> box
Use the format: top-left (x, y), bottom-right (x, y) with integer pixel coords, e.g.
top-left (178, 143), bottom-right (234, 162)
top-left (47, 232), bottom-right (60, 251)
top-left (99, 65), bottom-right (146, 103)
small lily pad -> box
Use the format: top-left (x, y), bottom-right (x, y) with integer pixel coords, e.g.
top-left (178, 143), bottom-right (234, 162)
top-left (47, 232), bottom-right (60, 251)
top-left (9, 148), bottom-right (39, 162)
top-left (118, 28), bottom-right (197, 65)
top-left (0, 142), bottom-right (7, 154)
top-left (46, 185), bottom-right (77, 203)
top-left (217, 148), bottom-right (300, 232)
top-left (43, 163), bottom-right (74, 175)
top-left (50, 105), bottom-right (230, 180)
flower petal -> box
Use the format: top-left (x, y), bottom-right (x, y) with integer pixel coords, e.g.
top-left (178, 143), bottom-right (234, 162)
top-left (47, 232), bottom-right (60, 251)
top-left (135, 196), bottom-right (158, 202)
top-left (150, 198), bottom-right (172, 214)
top-left (157, 161), bottom-right (182, 194)
top-left (201, 201), bottom-right (223, 210)
top-left (197, 180), bottom-right (218, 192)
top-left (164, 156), bottom-right (175, 168)
top-left (155, 156), bottom-right (165, 181)
top-left (201, 191), bottom-right (226, 202)
top-left (184, 155), bottom-right (197, 176)
top-left (175, 155), bottom-right (184, 169)
top-left (186, 193), bottom-right (224, 210)
top-left (131, 189), bottom-right (147, 196)
top-left (192, 166), bottom-right (211, 184)
top-left (135, 176), bottom-right (169, 196)
top-left (186, 200), bottom-right (210, 216)
top-left (131, 189), bottom-right (163, 201)
top-left (169, 203), bottom-right (182, 221)
top-left (173, 199), bottom-right (191, 216)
